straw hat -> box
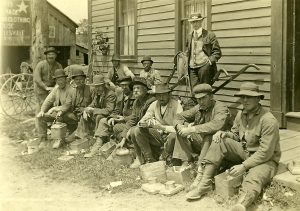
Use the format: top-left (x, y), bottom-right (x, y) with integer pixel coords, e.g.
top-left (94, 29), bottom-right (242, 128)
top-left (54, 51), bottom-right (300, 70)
top-left (234, 82), bottom-right (264, 99)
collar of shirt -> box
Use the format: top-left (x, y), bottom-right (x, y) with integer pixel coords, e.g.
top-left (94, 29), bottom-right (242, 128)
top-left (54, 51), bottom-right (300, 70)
top-left (194, 27), bottom-right (203, 38)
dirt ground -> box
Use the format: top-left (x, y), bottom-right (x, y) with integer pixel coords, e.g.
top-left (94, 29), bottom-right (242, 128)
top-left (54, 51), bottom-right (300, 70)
top-left (0, 134), bottom-right (296, 211)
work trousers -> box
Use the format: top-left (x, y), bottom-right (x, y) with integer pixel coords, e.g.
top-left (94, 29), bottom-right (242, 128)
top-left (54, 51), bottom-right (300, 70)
top-left (94, 117), bottom-right (128, 142)
top-left (37, 111), bottom-right (78, 140)
top-left (170, 132), bottom-right (211, 162)
top-left (76, 114), bottom-right (105, 139)
top-left (131, 127), bottom-right (174, 164)
top-left (189, 62), bottom-right (214, 89)
top-left (203, 138), bottom-right (278, 197)
top-left (35, 93), bottom-right (48, 138)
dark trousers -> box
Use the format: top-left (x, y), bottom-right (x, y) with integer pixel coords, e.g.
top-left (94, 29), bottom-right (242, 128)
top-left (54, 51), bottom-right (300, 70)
top-left (189, 62), bottom-right (214, 89)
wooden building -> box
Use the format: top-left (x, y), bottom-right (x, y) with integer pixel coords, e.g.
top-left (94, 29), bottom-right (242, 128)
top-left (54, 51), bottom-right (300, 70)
top-left (88, 0), bottom-right (300, 129)
top-left (1, 0), bottom-right (78, 73)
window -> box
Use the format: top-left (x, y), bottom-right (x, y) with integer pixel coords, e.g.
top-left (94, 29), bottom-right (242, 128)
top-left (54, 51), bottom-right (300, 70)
top-left (180, 0), bottom-right (208, 51)
top-left (49, 26), bottom-right (55, 38)
top-left (117, 0), bottom-right (136, 58)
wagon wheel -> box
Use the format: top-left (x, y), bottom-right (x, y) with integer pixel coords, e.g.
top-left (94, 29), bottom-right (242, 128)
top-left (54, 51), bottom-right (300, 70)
top-left (0, 73), bottom-right (36, 120)
top-left (0, 73), bottom-right (14, 87)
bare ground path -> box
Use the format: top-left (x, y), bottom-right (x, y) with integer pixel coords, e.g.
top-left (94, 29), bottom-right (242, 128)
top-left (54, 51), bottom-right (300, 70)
top-left (0, 135), bottom-right (294, 211)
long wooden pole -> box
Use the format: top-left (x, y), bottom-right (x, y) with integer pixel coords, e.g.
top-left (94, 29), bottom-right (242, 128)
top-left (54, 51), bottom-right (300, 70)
top-left (31, 0), bottom-right (49, 69)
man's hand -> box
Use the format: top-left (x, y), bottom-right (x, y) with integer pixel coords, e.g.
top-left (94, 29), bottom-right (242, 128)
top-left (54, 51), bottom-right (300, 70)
top-left (228, 164), bottom-right (246, 177)
top-left (46, 87), bottom-right (53, 91)
top-left (116, 138), bottom-right (126, 149)
top-left (85, 107), bottom-right (95, 114)
top-left (213, 131), bottom-right (230, 143)
top-left (83, 110), bottom-right (88, 120)
top-left (178, 126), bottom-right (195, 137)
top-left (107, 118), bottom-right (115, 126)
top-left (36, 111), bottom-right (44, 118)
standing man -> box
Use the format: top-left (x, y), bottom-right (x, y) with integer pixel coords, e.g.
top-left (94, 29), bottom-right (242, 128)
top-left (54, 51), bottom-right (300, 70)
top-left (34, 47), bottom-right (62, 143)
top-left (140, 56), bottom-right (162, 87)
top-left (187, 13), bottom-right (222, 88)
top-left (130, 84), bottom-right (183, 167)
top-left (106, 54), bottom-right (135, 92)
top-left (186, 82), bottom-right (281, 211)
top-left (36, 69), bottom-right (76, 149)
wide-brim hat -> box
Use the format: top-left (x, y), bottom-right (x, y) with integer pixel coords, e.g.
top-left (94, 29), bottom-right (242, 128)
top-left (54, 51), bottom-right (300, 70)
top-left (129, 77), bottom-right (150, 90)
top-left (111, 54), bottom-right (121, 61)
top-left (148, 83), bottom-right (171, 94)
top-left (193, 84), bottom-right (212, 99)
top-left (71, 69), bottom-right (86, 78)
top-left (188, 12), bottom-right (206, 22)
top-left (117, 76), bottom-right (132, 84)
top-left (141, 55), bottom-right (153, 64)
top-left (87, 74), bottom-right (106, 86)
top-left (234, 82), bottom-right (264, 99)
top-left (53, 69), bottom-right (67, 79)
top-left (44, 47), bottom-right (60, 55)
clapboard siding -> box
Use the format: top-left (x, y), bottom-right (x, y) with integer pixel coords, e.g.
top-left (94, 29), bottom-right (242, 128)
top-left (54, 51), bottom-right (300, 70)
top-left (211, 0), bottom-right (271, 110)
top-left (89, 0), bottom-right (272, 110)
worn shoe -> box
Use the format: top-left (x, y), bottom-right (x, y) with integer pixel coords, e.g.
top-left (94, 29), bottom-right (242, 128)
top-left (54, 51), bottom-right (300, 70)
top-left (231, 204), bottom-right (246, 211)
top-left (52, 139), bottom-right (63, 149)
top-left (130, 157), bottom-right (141, 169)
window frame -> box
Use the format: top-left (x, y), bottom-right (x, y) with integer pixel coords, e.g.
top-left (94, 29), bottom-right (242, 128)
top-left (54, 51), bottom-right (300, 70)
top-left (114, 0), bottom-right (137, 61)
top-left (175, 0), bottom-right (211, 53)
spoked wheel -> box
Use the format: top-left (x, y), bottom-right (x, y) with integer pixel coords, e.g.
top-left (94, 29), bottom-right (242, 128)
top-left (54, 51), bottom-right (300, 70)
top-left (0, 73), bottom-right (14, 87)
top-left (0, 73), bottom-right (36, 120)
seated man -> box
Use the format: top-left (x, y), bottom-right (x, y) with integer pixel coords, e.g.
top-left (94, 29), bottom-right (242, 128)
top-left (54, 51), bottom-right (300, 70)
top-left (106, 54), bottom-right (135, 93)
top-left (80, 74), bottom-right (117, 158)
top-left (172, 84), bottom-right (230, 163)
top-left (130, 83), bottom-right (183, 168)
top-left (60, 69), bottom-right (92, 139)
top-left (36, 69), bottom-right (76, 149)
top-left (88, 76), bottom-right (135, 157)
top-left (139, 56), bottom-right (162, 87)
top-left (114, 77), bottom-right (156, 161)
top-left (186, 82), bottom-right (281, 211)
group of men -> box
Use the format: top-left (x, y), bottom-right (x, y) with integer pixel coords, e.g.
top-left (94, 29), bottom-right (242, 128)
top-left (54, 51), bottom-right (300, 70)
top-left (32, 12), bottom-right (281, 211)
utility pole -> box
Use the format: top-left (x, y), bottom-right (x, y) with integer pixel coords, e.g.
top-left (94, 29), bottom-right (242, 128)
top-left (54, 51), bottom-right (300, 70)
top-left (31, 0), bottom-right (48, 69)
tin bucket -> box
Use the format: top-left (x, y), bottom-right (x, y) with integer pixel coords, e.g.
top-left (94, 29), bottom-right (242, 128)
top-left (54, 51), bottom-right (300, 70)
top-left (51, 122), bottom-right (67, 140)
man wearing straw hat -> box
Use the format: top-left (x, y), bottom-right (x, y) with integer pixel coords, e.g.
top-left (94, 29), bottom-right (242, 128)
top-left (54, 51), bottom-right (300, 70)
top-left (186, 13), bottom-right (221, 89)
top-left (186, 82), bottom-right (281, 211)
top-left (106, 54), bottom-right (135, 92)
top-left (36, 69), bottom-right (76, 149)
top-left (140, 55), bottom-right (162, 87)
top-left (129, 83), bottom-right (183, 168)
top-left (78, 74), bottom-right (117, 158)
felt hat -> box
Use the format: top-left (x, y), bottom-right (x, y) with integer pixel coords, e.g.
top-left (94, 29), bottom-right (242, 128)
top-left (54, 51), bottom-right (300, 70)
top-left (188, 12), bottom-right (206, 22)
top-left (129, 77), bottom-right (150, 90)
top-left (111, 54), bottom-right (121, 61)
top-left (53, 69), bottom-right (67, 79)
top-left (148, 83), bottom-right (171, 94)
top-left (71, 69), bottom-right (86, 78)
top-left (44, 47), bottom-right (60, 55)
top-left (193, 84), bottom-right (212, 99)
top-left (234, 82), bottom-right (264, 99)
top-left (117, 76), bottom-right (132, 85)
top-left (141, 55), bottom-right (154, 64)
top-left (87, 74), bottom-right (106, 86)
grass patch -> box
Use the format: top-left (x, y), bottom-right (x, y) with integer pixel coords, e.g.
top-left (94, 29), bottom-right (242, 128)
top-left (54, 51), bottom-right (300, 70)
top-left (1, 118), bottom-right (141, 193)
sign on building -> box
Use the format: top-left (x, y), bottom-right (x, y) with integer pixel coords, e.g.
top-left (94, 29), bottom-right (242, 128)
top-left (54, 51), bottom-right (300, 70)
top-left (1, 0), bottom-right (32, 46)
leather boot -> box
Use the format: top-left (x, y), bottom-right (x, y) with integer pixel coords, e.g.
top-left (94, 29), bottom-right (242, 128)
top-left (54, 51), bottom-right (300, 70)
top-left (231, 191), bottom-right (257, 211)
top-left (189, 164), bottom-right (204, 191)
top-left (186, 163), bottom-right (216, 200)
top-left (84, 137), bottom-right (103, 158)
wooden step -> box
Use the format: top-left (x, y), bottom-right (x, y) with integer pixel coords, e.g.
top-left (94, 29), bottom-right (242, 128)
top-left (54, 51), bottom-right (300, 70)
top-left (285, 112), bottom-right (300, 132)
